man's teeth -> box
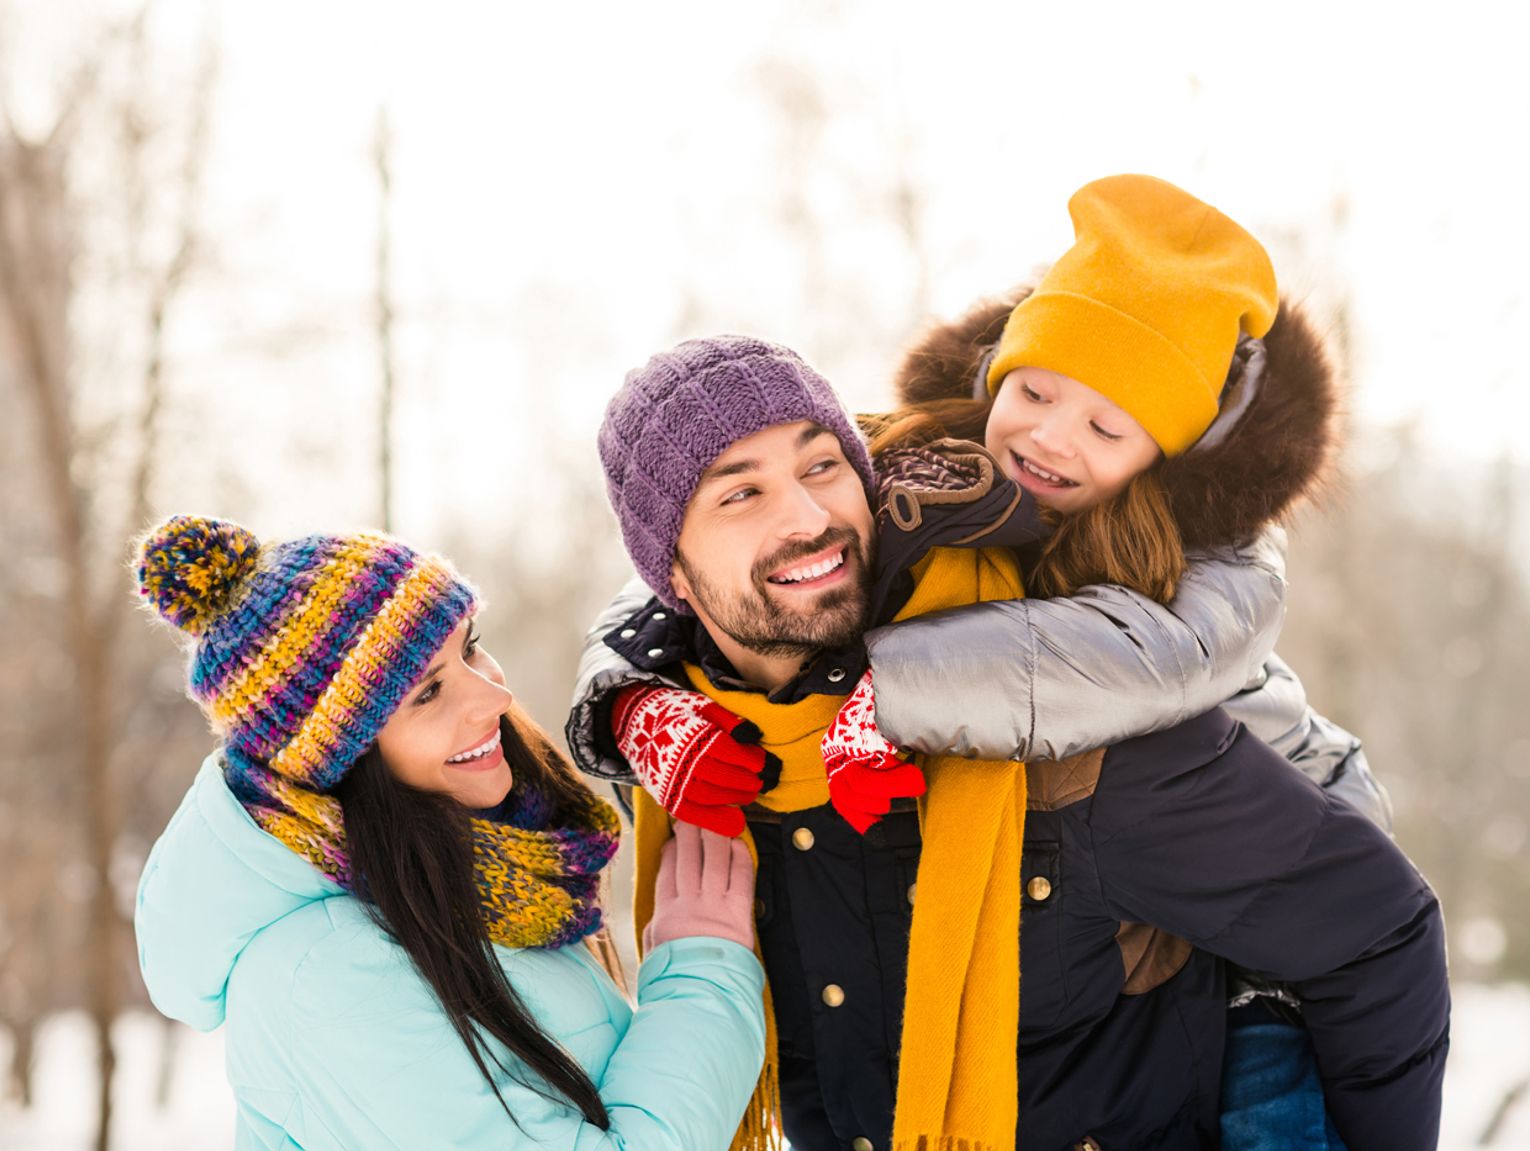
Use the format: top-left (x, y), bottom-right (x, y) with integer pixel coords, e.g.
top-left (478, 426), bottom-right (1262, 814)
top-left (447, 730), bottom-right (501, 764)
top-left (1019, 456), bottom-right (1074, 486)
top-left (772, 551), bottom-right (845, 585)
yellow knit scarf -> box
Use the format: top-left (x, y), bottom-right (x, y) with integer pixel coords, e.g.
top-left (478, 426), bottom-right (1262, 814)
top-left (632, 545), bottom-right (1026, 1151)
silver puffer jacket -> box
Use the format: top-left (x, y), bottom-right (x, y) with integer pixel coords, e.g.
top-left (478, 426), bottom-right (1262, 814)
top-left (861, 523), bottom-right (1390, 831)
top-left (565, 529), bottom-right (1391, 833)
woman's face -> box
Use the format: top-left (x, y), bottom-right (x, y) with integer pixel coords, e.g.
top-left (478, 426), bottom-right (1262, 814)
top-left (373, 618), bottom-right (515, 809)
top-left (985, 366), bottom-right (1161, 513)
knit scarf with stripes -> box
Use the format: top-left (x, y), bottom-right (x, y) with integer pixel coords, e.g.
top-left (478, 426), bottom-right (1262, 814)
top-left (228, 738), bottom-right (621, 950)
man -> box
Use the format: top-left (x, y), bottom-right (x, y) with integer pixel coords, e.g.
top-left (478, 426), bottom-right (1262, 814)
top-left (571, 335), bottom-right (1446, 1150)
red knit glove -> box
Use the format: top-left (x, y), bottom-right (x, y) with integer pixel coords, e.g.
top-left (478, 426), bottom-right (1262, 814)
top-left (611, 684), bottom-right (779, 838)
top-left (821, 669), bottom-right (926, 834)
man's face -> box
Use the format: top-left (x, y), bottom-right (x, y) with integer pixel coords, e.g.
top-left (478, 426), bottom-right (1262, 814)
top-left (672, 420), bottom-right (876, 662)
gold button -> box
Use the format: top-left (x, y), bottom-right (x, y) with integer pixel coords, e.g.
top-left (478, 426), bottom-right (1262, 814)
top-left (1027, 875), bottom-right (1053, 901)
top-left (906, 883), bottom-right (917, 906)
top-left (852, 1139), bottom-right (875, 1151)
top-left (1074, 1138), bottom-right (1101, 1151)
top-left (754, 898), bottom-right (766, 918)
top-left (821, 983), bottom-right (845, 1007)
top-left (792, 827), bottom-right (816, 851)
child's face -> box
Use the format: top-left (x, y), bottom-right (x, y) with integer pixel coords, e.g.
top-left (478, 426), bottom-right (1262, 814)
top-left (985, 367), bottom-right (1161, 513)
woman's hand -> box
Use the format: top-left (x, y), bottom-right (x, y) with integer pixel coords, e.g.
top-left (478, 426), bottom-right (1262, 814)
top-left (644, 821), bottom-right (756, 952)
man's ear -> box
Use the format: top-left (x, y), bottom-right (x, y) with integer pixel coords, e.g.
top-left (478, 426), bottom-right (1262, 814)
top-left (670, 558), bottom-right (692, 604)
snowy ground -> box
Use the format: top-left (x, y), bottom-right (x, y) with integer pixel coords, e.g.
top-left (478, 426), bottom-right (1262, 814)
top-left (3, 983), bottom-right (1529, 1149)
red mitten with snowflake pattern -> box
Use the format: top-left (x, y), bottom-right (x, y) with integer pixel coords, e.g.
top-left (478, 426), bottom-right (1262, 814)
top-left (821, 669), bottom-right (926, 834)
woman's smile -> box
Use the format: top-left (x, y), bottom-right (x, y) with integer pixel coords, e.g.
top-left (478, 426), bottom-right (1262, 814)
top-left (446, 728), bottom-right (505, 772)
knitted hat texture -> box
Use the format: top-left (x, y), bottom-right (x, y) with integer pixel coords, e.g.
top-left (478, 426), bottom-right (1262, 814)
top-left (136, 515), bottom-right (477, 795)
top-left (599, 336), bottom-right (876, 607)
top-left (987, 174), bottom-right (1279, 456)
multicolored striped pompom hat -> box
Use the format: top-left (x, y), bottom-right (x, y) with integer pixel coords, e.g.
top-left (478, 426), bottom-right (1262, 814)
top-left (135, 515), bottom-right (478, 807)
top-left (137, 515), bottom-right (621, 950)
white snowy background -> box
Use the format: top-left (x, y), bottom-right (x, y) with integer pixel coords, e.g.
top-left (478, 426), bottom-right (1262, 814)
top-left (2, 0), bottom-right (1528, 1147)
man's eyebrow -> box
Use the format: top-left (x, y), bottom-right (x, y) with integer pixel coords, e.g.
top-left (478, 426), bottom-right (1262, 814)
top-left (699, 456), bottom-right (761, 484)
top-left (796, 423), bottom-right (834, 449)
top-left (697, 425), bottom-right (836, 486)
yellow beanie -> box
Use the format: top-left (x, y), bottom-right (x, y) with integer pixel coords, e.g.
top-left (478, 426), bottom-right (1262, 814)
top-left (987, 174), bottom-right (1279, 456)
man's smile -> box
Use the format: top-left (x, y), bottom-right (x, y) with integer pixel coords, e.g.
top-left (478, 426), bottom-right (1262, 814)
top-left (766, 546), bottom-right (848, 589)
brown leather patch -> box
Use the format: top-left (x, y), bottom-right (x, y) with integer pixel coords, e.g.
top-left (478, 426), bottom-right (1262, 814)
top-left (1026, 748), bottom-right (1105, 811)
top-left (1116, 922), bottom-right (1194, 995)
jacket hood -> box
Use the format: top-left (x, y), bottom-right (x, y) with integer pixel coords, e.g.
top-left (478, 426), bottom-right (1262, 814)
top-left (889, 286), bottom-right (1340, 549)
top-left (135, 755), bottom-right (340, 1030)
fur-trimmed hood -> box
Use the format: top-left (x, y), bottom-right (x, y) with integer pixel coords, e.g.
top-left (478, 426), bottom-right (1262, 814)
top-left (889, 286), bottom-right (1340, 549)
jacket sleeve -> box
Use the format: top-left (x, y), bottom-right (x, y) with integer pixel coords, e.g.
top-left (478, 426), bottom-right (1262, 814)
top-left (588, 939), bottom-right (767, 1148)
top-left (566, 576), bottom-right (684, 783)
top-left (1090, 711), bottom-right (1448, 1151)
top-left (284, 929), bottom-right (766, 1150)
top-left (1222, 654), bottom-right (1393, 832)
top-left (864, 528), bottom-right (1288, 761)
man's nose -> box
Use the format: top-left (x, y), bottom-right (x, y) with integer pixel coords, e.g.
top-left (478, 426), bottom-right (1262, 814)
top-left (778, 480), bottom-right (833, 538)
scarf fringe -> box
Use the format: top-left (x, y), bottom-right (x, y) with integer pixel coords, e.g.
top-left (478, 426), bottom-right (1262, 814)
top-left (728, 915), bottom-right (784, 1151)
top-left (893, 1138), bottom-right (1002, 1151)
top-left (728, 1051), bottom-right (785, 1151)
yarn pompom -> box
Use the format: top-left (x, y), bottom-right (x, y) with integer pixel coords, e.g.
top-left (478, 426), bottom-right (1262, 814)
top-left (136, 515), bottom-right (261, 635)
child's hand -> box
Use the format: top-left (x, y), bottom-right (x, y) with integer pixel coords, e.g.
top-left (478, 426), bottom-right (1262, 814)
top-left (644, 821), bottom-right (756, 952)
top-left (612, 684), bottom-right (780, 838)
top-left (822, 669), bottom-right (926, 833)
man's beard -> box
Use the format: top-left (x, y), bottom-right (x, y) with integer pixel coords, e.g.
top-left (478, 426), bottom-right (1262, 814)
top-left (677, 526), bottom-right (875, 661)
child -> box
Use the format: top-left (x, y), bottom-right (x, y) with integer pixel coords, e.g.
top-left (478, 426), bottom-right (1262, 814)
top-left (862, 172), bottom-right (1387, 1150)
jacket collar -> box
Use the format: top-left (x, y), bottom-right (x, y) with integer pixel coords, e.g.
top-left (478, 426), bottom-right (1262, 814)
top-left (602, 599), bottom-right (867, 704)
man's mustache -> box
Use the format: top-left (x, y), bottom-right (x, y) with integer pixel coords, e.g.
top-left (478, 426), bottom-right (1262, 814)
top-left (752, 527), bottom-right (864, 586)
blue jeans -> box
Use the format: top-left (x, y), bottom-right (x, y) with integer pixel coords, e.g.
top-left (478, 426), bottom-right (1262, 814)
top-left (1220, 1002), bottom-right (1349, 1151)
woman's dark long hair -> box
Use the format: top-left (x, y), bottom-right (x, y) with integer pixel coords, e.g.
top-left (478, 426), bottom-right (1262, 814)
top-left (333, 709), bottom-right (610, 1129)
top-left (862, 398), bottom-right (1186, 604)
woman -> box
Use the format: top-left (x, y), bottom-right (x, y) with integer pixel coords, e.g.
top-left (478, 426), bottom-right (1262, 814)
top-left (133, 515), bottom-right (765, 1150)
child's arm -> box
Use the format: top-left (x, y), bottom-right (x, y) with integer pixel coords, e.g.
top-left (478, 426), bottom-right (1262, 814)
top-left (1221, 654), bottom-right (1392, 831)
top-left (864, 529), bottom-right (1287, 761)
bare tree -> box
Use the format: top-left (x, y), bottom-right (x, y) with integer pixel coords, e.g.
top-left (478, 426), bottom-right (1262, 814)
top-left (1282, 438), bottom-right (1530, 979)
top-left (0, 8), bottom-right (215, 1145)
top-left (375, 103), bottom-right (397, 532)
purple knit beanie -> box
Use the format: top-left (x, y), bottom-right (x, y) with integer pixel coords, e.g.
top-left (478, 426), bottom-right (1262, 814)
top-left (599, 336), bottom-right (877, 609)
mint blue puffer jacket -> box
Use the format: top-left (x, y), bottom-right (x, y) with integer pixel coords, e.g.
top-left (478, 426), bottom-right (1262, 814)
top-left (136, 757), bottom-right (766, 1150)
